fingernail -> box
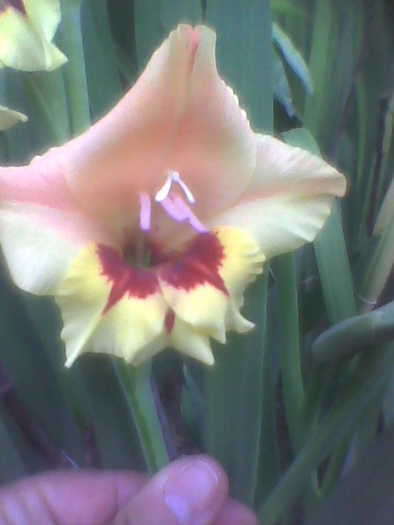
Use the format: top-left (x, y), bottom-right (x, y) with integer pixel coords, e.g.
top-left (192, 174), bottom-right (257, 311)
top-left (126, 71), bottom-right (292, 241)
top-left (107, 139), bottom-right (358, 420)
top-left (164, 459), bottom-right (220, 524)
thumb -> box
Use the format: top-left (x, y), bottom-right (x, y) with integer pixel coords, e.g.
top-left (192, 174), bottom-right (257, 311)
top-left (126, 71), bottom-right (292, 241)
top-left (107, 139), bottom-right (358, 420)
top-left (112, 455), bottom-right (228, 525)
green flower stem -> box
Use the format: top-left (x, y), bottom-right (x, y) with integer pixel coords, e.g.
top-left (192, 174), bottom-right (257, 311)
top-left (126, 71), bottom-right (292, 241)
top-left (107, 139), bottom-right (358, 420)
top-left (113, 360), bottom-right (169, 474)
top-left (275, 253), bottom-right (305, 451)
top-left (59, 0), bottom-right (91, 134)
top-left (257, 346), bottom-right (393, 525)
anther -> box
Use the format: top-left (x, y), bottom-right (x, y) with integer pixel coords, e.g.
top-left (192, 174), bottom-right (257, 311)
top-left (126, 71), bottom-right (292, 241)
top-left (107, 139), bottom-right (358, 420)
top-left (155, 170), bottom-right (195, 204)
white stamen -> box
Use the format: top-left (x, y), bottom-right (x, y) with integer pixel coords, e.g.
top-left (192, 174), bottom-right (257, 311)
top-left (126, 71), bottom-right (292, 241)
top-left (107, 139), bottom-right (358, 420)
top-left (177, 178), bottom-right (195, 204)
top-left (154, 170), bottom-right (195, 204)
top-left (154, 175), bottom-right (173, 202)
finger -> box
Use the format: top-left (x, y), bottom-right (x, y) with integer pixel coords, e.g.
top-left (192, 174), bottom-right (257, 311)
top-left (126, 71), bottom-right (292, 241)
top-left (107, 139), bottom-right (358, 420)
top-left (0, 469), bottom-right (148, 525)
top-left (112, 455), bottom-right (228, 525)
top-left (213, 499), bottom-right (258, 525)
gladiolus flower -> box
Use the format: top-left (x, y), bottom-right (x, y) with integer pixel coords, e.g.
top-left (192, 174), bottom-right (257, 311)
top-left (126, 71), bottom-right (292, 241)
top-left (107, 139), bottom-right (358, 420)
top-left (0, 0), bottom-right (66, 71)
top-left (0, 25), bottom-right (346, 366)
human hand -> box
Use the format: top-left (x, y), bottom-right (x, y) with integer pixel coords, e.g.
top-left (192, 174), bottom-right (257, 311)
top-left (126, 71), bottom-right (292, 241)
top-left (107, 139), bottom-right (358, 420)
top-left (0, 455), bottom-right (258, 524)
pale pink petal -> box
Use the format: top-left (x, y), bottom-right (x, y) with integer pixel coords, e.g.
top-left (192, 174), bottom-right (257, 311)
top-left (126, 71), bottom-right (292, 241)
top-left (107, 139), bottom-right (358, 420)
top-left (0, 152), bottom-right (121, 244)
top-left (0, 153), bottom-right (122, 295)
top-left (62, 25), bottom-right (256, 224)
top-left (62, 25), bottom-right (199, 224)
top-left (167, 25), bottom-right (257, 217)
top-left (207, 134), bottom-right (346, 259)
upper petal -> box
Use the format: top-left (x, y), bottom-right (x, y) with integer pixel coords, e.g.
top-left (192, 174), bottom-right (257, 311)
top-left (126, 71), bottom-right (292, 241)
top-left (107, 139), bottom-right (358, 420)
top-left (62, 25), bottom-right (256, 224)
top-left (167, 25), bottom-right (256, 217)
top-left (62, 25), bottom-right (199, 224)
top-left (207, 134), bottom-right (346, 259)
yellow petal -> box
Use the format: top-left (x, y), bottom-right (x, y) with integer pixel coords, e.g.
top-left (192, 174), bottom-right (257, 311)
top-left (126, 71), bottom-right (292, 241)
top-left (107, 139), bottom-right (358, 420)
top-left (169, 316), bottom-right (215, 365)
top-left (159, 278), bottom-right (228, 344)
top-left (159, 229), bottom-right (264, 344)
top-left (158, 232), bottom-right (230, 343)
top-left (215, 227), bottom-right (265, 333)
top-left (57, 244), bottom-right (168, 367)
top-left (0, 104), bottom-right (27, 131)
top-left (208, 134), bottom-right (346, 259)
top-left (0, 5), bottom-right (66, 71)
top-left (0, 205), bottom-right (84, 294)
top-left (79, 294), bottom-right (168, 366)
top-left (215, 226), bottom-right (265, 306)
top-left (56, 245), bottom-right (110, 366)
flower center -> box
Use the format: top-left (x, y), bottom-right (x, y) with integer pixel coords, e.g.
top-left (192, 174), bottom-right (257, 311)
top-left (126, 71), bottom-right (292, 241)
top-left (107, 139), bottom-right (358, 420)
top-left (130, 170), bottom-right (207, 268)
top-left (153, 169), bottom-right (206, 233)
top-left (97, 172), bottom-right (226, 319)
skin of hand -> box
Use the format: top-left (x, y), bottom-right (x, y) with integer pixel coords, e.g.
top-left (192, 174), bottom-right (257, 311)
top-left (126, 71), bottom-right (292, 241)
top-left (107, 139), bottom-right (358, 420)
top-left (0, 455), bottom-right (258, 525)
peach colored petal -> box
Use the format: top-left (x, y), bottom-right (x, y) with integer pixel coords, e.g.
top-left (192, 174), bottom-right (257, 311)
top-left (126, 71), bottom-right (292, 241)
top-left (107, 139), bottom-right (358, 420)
top-left (0, 152), bottom-right (121, 245)
top-left (207, 134), bottom-right (346, 259)
top-left (0, 154), bottom-right (122, 295)
top-left (61, 25), bottom-right (256, 224)
top-left (166, 25), bottom-right (256, 217)
top-left (61, 25), bottom-right (198, 225)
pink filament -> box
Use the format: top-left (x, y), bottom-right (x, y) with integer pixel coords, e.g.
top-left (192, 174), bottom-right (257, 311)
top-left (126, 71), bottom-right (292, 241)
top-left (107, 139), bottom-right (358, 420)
top-left (160, 194), bottom-right (207, 233)
top-left (139, 192), bottom-right (151, 231)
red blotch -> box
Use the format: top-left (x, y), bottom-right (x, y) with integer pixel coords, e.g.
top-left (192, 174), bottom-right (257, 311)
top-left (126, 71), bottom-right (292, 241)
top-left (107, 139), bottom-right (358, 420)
top-left (97, 245), bottom-right (159, 314)
top-left (164, 309), bottom-right (175, 334)
top-left (97, 232), bottom-right (228, 315)
top-left (159, 233), bottom-right (228, 295)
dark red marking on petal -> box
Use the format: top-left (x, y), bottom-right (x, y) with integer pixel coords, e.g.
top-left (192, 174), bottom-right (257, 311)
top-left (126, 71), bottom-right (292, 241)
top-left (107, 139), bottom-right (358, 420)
top-left (97, 245), bottom-right (160, 314)
top-left (164, 309), bottom-right (175, 334)
top-left (0, 0), bottom-right (26, 14)
top-left (159, 232), bottom-right (228, 295)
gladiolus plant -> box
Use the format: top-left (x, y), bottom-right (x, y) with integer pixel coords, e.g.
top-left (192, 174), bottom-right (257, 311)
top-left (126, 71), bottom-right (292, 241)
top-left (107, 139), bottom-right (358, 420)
top-left (0, 2), bottom-right (392, 524)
